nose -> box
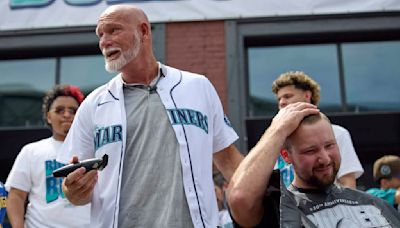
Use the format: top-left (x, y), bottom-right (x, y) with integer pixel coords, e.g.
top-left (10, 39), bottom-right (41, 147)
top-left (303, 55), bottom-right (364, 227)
top-left (279, 99), bottom-right (287, 109)
top-left (317, 149), bottom-right (331, 165)
top-left (99, 34), bottom-right (113, 51)
top-left (63, 112), bottom-right (72, 119)
top-left (63, 109), bottom-right (75, 118)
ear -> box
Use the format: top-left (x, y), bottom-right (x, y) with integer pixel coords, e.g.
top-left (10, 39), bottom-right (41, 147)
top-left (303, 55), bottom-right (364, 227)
top-left (304, 90), bottom-right (312, 103)
top-left (280, 149), bottom-right (292, 164)
top-left (46, 112), bottom-right (52, 125)
top-left (140, 22), bottom-right (151, 41)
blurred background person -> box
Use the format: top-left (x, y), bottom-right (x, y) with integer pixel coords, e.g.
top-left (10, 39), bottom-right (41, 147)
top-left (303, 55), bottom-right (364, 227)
top-left (5, 85), bottom-right (90, 228)
top-left (0, 181), bottom-right (7, 228)
top-left (272, 71), bottom-right (364, 188)
top-left (213, 171), bottom-right (233, 228)
top-left (367, 155), bottom-right (400, 212)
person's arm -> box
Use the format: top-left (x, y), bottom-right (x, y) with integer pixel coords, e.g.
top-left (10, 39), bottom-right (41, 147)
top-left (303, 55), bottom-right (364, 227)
top-left (337, 172), bottom-right (356, 188)
top-left (228, 126), bottom-right (286, 226)
top-left (213, 144), bottom-right (243, 182)
top-left (228, 102), bottom-right (319, 227)
top-left (7, 188), bottom-right (28, 228)
top-left (395, 188), bottom-right (400, 205)
top-left (62, 156), bottom-right (98, 205)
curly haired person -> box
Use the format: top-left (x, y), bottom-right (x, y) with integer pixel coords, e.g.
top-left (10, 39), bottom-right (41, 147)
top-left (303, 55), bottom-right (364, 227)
top-left (5, 85), bottom-right (89, 228)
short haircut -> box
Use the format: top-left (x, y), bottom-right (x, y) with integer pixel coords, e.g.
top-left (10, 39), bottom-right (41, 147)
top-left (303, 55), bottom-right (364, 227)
top-left (272, 71), bottom-right (321, 105)
top-left (42, 85), bottom-right (85, 127)
top-left (284, 112), bottom-right (331, 152)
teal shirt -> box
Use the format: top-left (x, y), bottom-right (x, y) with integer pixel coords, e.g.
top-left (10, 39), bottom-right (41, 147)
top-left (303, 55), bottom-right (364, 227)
top-left (274, 155), bottom-right (294, 187)
top-left (367, 188), bottom-right (397, 206)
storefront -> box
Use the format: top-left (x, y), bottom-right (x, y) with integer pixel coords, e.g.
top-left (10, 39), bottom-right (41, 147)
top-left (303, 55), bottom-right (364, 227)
top-left (1, 0), bottom-right (400, 188)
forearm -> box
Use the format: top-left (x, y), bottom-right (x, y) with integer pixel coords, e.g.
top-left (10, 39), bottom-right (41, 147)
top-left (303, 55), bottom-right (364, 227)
top-left (228, 127), bottom-right (285, 226)
top-left (7, 192), bottom-right (27, 228)
top-left (395, 189), bottom-right (400, 204)
top-left (213, 145), bottom-right (244, 182)
top-left (228, 102), bottom-right (319, 226)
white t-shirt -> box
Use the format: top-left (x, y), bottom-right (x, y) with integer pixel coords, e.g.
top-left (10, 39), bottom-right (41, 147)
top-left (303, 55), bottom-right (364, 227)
top-left (332, 124), bottom-right (364, 179)
top-left (5, 137), bottom-right (90, 228)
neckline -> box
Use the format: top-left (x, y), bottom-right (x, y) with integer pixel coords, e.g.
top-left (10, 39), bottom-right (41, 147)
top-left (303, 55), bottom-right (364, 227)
top-left (290, 183), bottom-right (334, 194)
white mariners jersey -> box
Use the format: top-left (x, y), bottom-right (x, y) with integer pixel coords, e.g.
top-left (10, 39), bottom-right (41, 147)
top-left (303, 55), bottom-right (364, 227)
top-left (57, 63), bottom-right (238, 228)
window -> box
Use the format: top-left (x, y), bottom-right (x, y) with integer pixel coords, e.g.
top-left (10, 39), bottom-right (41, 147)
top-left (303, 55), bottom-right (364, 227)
top-left (247, 40), bottom-right (400, 117)
top-left (0, 55), bottom-right (112, 127)
top-left (0, 59), bottom-right (55, 127)
top-left (60, 55), bottom-right (114, 94)
top-left (248, 44), bottom-right (341, 116)
top-left (342, 41), bottom-right (400, 112)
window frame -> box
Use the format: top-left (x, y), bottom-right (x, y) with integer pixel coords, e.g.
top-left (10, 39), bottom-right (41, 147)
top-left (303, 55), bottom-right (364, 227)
top-left (225, 12), bottom-right (400, 151)
top-left (0, 24), bottom-right (165, 128)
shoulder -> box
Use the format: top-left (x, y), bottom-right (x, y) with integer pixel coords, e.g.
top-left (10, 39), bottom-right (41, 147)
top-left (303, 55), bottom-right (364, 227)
top-left (77, 76), bottom-right (121, 113)
top-left (343, 186), bottom-right (387, 201)
top-left (21, 137), bottom-right (52, 151)
top-left (366, 188), bottom-right (382, 194)
top-left (165, 64), bottom-right (210, 84)
top-left (84, 80), bottom-right (113, 102)
top-left (181, 70), bottom-right (210, 86)
top-left (332, 124), bottom-right (355, 146)
top-left (367, 188), bottom-right (397, 196)
top-left (17, 137), bottom-right (52, 159)
top-left (332, 124), bottom-right (350, 136)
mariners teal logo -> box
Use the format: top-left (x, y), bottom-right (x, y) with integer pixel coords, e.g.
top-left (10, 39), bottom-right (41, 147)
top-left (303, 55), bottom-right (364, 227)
top-left (45, 160), bottom-right (65, 203)
top-left (94, 124), bottom-right (123, 151)
top-left (167, 108), bottom-right (208, 133)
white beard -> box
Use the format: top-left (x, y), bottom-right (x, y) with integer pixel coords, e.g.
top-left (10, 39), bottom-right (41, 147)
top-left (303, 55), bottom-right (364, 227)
top-left (103, 31), bottom-right (141, 73)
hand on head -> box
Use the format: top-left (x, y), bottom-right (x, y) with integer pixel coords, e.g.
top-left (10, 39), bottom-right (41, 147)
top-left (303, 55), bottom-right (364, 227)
top-left (270, 102), bottom-right (319, 138)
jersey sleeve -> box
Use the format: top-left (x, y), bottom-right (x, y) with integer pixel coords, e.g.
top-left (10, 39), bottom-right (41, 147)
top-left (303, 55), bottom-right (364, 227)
top-left (57, 97), bottom-right (95, 163)
top-left (333, 125), bottom-right (364, 179)
top-left (5, 145), bottom-right (33, 193)
top-left (204, 78), bottom-right (238, 153)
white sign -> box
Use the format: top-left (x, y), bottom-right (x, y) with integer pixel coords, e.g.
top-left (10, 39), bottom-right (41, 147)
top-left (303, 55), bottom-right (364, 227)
top-left (1, 0), bottom-right (400, 31)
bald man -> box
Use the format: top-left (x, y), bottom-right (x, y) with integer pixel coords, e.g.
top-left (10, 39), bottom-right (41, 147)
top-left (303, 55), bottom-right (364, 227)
top-left (57, 5), bottom-right (243, 228)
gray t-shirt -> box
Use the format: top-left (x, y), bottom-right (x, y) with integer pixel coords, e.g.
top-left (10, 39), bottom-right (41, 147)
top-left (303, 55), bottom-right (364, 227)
top-left (118, 80), bottom-right (193, 227)
top-left (281, 184), bottom-right (400, 228)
